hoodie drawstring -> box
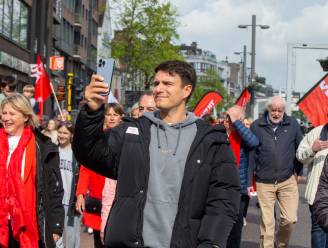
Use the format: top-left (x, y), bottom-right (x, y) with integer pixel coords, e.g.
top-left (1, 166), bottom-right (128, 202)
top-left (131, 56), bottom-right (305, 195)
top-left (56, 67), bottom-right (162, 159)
top-left (157, 121), bottom-right (161, 149)
top-left (173, 123), bottom-right (181, 156)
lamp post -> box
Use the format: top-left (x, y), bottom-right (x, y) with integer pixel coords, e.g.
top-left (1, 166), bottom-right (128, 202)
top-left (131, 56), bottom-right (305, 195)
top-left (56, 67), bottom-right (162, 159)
top-left (286, 43), bottom-right (328, 115)
top-left (238, 15), bottom-right (270, 85)
top-left (234, 45), bottom-right (250, 89)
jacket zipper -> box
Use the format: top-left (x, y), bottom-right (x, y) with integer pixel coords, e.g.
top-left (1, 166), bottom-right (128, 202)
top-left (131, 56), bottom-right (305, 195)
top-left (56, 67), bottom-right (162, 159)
top-left (135, 121), bottom-right (150, 247)
top-left (273, 129), bottom-right (278, 184)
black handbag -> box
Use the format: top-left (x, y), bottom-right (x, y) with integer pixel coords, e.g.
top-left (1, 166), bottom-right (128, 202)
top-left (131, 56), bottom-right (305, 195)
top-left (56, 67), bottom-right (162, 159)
top-left (84, 195), bottom-right (102, 215)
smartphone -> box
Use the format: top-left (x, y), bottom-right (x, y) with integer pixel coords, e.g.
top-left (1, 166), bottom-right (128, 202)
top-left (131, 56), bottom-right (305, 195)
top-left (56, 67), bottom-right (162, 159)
top-left (97, 58), bottom-right (115, 96)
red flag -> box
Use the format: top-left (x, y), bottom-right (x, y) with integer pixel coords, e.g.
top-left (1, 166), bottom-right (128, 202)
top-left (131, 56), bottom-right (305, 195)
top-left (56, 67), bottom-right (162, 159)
top-left (297, 73), bottom-right (328, 126)
top-left (35, 54), bottom-right (52, 119)
top-left (235, 87), bottom-right (251, 108)
top-left (193, 91), bottom-right (223, 117)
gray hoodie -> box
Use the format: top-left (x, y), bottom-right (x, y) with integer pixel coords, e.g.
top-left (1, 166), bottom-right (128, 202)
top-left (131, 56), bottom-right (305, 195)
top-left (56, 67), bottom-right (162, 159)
top-left (142, 110), bottom-right (198, 248)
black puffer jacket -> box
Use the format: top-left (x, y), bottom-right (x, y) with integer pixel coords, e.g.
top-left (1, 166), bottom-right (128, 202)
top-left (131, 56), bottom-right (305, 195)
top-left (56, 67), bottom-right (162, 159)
top-left (72, 105), bottom-right (240, 248)
top-left (35, 130), bottom-right (65, 248)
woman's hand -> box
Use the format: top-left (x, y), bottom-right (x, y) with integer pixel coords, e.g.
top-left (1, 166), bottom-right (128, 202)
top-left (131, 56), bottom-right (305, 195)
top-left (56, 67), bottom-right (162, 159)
top-left (76, 194), bottom-right (85, 215)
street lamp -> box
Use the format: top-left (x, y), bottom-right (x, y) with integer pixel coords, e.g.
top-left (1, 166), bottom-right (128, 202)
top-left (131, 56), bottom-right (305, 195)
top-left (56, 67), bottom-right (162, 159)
top-left (233, 45), bottom-right (249, 88)
top-left (286, 43), bottom-right (328, 115)
top-left (238, 15), bottom-right (270, 85)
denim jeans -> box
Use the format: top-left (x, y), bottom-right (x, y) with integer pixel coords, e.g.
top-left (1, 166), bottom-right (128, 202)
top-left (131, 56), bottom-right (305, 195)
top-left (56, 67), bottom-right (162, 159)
top-left (309, 205), bottom-right (328, 248)
top-left (63, 205), bottom-right (82, 248)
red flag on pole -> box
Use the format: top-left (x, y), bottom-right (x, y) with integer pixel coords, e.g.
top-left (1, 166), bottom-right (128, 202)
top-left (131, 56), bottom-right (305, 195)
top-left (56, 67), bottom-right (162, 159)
top-left (235, 87), bottom-right (251, 109)
top-left (34, 54), bottom-right (52, 119)
top-left (193, 91), bottom-right (223, 117)
top-left (297, 73), bottom-right (328, 126)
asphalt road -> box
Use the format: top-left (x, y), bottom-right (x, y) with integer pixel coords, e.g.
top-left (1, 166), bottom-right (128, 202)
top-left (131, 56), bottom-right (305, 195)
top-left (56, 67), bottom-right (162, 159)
top-left (80, 182), bottom-right (311, 248)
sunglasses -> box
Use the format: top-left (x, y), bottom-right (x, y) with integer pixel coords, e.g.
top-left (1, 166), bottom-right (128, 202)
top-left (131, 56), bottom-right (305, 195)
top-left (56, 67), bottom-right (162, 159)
top-left (59, 121), bottom-right (73, 128)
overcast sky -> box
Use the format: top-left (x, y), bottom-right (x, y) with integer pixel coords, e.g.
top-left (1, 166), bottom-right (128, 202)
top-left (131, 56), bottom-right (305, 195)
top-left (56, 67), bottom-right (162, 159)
top-left (169, 0), bottom-right (328, 93)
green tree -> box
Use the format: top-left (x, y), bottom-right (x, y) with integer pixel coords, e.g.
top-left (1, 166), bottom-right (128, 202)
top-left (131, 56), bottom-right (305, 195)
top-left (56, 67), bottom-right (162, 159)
top-left (188, 69), bottom-right (233, 112)
top-left (111, 0), bottom-right (182, 89)
top-left (292, 110), bottom-right (308, 123)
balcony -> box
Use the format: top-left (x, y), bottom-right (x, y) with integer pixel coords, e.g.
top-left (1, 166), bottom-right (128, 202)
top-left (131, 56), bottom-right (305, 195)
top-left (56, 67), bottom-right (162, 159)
top-left (54, 39), bottom-right (73, 55)
top-left (73, 45), bottom-right (82, 60)
top-left (73, 13), bottom-right (83, 28)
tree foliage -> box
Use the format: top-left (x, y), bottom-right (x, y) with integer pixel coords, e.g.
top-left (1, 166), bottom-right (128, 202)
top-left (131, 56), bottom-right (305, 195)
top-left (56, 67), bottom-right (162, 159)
top-left (110, 0), bottom-right (182, 89)
top-left (187, 69), bottom-right (234, 112)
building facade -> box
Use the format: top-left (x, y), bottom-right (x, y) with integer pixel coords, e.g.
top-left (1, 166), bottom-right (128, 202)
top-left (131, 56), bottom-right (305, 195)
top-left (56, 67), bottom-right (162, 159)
top-left (181, 42), bottom-right (219, 79)
top-left (0, 0), bottom-right (106, 117)
top-left (0, 0), bottom-right (52, 92)
top-left (53, 0), bottom-right (106, 112)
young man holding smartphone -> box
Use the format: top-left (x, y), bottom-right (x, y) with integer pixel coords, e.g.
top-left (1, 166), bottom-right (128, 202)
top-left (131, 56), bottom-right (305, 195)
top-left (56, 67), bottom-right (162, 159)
top-left (73, 60), bottom-right (240, 247)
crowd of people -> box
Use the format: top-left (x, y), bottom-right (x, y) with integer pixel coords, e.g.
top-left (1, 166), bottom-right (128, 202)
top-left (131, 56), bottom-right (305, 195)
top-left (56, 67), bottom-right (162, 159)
top-left (0, 60), bottom-right (328, 248)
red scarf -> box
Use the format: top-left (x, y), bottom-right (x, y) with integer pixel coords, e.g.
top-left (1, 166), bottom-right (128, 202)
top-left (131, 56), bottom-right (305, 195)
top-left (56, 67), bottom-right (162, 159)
top-left (229, 130), bottom-right (242, 167)
top-left (0, 127), bottom-right (39, 248)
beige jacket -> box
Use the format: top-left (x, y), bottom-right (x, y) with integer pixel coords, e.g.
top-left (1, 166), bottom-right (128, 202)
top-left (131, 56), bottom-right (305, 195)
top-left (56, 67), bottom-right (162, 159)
top-left (296, 125), bottom-right (328, 205)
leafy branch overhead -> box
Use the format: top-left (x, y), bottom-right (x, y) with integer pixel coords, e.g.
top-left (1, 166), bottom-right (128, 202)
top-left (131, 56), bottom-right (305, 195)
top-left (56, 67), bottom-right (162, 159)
top-left (110, 0), bottom-right (182, 89)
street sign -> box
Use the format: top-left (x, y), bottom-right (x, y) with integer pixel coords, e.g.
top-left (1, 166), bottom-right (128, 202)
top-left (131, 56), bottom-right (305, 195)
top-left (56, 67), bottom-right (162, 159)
top-left (49, 56), bottom-right (65, 71)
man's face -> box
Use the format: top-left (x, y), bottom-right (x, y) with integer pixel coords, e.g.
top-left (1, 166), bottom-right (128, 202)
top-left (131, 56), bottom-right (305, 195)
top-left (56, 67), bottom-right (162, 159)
top-left (131, 108), bottom-right (139, 118)
top-left (268, 103), bottom-right (285, 124)
top-left (3, 86), bottom-right (15, 97)
top-left (138, 95), bottom-right (156, 117)
top-left (152, 70), bottom-right (192, 112)
top-left (223, 114), bottom-right (232, 131)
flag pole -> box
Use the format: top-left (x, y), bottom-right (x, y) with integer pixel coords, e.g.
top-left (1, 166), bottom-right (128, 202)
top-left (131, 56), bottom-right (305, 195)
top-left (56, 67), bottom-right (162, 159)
top-left (49, 81), bottom-right (65, 121)
top-left (44, 66), bottom-right (65, 121)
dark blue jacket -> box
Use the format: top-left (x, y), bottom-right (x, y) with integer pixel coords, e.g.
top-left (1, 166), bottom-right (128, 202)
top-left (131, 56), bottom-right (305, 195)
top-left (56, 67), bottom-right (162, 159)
top-left (232, 120), bottom-right (259, 194)
top-left (248, 112), bottom-right (303, 185)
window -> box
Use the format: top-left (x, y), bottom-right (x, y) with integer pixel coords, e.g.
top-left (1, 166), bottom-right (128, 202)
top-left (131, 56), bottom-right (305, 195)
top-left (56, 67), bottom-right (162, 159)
top-left (93, 0), bottom-right (98, 10)
top-left (0, 0), bottom-right (3, 33)
top-left (2, 0), bottom-right (12, 37)
top-left (0, 0), bottom-right (29, 48)
top-left (84, 37), bottom-right (87, 50)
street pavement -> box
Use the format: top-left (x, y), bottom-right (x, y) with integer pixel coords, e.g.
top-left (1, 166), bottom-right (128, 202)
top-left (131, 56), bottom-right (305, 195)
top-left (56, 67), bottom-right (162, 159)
top-left (80, 182), bottom-right (311, 248)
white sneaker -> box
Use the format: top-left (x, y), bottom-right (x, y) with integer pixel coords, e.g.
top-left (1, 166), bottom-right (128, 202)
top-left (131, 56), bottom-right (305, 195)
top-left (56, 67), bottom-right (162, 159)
top-left (243, 217), bottom-right (247, 226)
top-left (88, 227), bottom-right (93, 235)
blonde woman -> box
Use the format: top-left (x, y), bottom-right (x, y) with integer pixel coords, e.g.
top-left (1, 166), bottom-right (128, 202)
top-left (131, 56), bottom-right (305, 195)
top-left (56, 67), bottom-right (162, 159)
top-left (0, 94), bottom-right (64, 248)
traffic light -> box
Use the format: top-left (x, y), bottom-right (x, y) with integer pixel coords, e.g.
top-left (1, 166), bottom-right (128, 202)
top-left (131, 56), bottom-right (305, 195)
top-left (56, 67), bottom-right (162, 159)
top-left (56, 85), bottom-right (66, 101)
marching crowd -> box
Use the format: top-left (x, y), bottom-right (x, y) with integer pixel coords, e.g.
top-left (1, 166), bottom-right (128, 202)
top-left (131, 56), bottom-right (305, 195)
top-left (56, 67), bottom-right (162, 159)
top-left (0, 60), bottom-right (328, 248)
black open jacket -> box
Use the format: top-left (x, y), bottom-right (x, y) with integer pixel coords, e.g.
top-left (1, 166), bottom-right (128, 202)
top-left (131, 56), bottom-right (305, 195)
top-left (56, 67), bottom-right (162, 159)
top-left (35, 130), bottom-right (64, 248)
top-left (72, 105), bottom-right (240, 248)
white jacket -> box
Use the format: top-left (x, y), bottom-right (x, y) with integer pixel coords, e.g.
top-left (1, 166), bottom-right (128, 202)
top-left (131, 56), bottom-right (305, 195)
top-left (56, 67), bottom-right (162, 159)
top-left (296, 125), bottom-right (328, 205)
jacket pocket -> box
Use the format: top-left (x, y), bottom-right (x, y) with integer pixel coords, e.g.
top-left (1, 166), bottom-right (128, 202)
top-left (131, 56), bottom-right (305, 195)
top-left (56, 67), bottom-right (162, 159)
top-left (105, 196), bottom-right (140, 247)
